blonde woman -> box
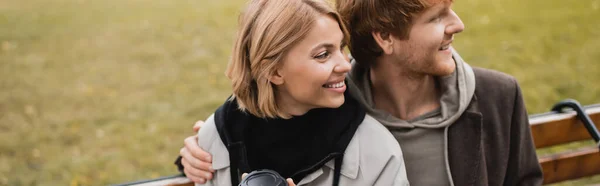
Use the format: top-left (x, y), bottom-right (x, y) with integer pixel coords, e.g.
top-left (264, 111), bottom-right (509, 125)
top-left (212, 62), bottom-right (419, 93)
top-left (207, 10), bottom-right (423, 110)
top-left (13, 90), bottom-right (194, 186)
top-left (181, 0), bottom-right (409, 185)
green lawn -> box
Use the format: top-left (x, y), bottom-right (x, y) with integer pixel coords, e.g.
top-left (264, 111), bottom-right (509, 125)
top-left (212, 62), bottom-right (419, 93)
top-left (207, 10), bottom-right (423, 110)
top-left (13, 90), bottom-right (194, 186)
top-left (1, 0), bottom-right (599, 185)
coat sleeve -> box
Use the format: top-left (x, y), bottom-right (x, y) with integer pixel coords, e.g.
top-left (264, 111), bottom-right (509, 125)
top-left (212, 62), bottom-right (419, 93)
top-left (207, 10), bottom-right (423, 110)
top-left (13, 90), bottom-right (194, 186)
top-left (504, 79), bottom-right (543, 186)
top-left (195, 115), bottom-right (233, 186)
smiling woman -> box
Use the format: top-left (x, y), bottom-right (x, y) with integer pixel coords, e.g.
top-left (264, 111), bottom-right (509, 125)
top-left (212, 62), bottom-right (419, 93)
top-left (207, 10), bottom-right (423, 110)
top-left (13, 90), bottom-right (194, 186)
top-left (225, 0), bottom-right (351, 119)
top-left (173, 0), bottom-right (408, 185)
top-left (267, 14), bottom-right (350, 117)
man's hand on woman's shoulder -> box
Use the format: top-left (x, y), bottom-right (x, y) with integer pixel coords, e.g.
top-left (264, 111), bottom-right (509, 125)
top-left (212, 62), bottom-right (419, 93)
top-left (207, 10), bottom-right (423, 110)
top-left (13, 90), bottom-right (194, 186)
top-left (179, 120), bottom-right (215, 184)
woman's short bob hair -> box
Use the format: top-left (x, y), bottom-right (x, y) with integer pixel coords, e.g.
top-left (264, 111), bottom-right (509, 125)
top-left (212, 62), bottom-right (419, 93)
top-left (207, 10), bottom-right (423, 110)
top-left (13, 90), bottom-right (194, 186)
top-left (225, 0), bottom-right (350, 118)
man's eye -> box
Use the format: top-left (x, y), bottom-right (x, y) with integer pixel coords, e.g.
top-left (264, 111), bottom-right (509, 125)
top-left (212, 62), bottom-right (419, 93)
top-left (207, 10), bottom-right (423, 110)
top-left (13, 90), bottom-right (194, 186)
top-left (315, 51), bottom-right (330, 59)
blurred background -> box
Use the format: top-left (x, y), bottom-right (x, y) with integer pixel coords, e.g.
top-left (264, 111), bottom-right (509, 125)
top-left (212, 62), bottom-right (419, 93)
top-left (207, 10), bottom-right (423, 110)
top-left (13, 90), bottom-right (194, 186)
top-left (1, 0), bottom-right (599, 185)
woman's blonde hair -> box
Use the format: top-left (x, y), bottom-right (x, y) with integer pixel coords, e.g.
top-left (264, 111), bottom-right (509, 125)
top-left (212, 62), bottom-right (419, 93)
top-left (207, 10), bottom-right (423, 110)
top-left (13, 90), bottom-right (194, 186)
top-left (226, 0), bottom-right (349, 119)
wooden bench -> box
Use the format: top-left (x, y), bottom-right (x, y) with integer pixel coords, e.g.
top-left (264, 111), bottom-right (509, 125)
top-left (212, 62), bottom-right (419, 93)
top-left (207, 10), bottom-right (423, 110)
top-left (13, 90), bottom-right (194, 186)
top-left (530, 100), bottom-right (600, 184)
top-left (116, 100), bottom-right (600, 186)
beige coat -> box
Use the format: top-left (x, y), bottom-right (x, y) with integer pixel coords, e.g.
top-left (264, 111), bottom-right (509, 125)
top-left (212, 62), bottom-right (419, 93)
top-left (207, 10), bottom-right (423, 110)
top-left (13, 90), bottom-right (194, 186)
top-left (195, 114), bottom-right (409, 186)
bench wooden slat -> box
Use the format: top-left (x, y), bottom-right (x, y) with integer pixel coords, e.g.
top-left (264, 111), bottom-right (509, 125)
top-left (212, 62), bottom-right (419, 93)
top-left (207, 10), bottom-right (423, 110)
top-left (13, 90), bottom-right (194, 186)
top-left (539, 147), bottom-right (600, 184)
top-left (529, 105), bottom-right (600, 148)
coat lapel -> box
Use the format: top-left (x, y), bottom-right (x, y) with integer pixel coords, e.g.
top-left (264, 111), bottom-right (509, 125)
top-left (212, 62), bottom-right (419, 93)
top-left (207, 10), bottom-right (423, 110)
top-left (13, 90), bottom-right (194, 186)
top-left (448, 95), bottom-right (487, 185)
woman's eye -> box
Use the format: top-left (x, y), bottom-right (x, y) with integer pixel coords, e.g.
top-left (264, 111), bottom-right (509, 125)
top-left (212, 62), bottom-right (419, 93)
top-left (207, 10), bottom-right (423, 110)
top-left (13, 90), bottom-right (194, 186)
top-left (315, 51), bottom-right (330, 60)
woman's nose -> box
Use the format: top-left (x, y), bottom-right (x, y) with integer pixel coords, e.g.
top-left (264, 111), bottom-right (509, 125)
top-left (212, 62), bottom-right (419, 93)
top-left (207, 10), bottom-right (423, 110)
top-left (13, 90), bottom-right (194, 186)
top-left (334, 51), bottom-right (352, 73)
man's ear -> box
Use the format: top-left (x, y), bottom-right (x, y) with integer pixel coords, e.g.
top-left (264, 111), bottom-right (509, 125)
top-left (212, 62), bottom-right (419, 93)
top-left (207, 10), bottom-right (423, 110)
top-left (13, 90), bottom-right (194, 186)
top-left (268, 69), bottom-right (284, 85)
top-left (372, 31), bottom-right (394, 55)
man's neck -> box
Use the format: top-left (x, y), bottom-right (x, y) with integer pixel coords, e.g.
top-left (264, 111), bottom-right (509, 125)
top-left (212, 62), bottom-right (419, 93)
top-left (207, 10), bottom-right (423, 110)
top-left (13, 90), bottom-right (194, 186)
top-left (369, 59), bottom-right (442, 121)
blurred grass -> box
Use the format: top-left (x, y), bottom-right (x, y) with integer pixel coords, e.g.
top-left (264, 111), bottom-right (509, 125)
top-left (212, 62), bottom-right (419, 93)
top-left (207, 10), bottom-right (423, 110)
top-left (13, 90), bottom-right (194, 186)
top-left (0, 0), bottom-right (599, 185)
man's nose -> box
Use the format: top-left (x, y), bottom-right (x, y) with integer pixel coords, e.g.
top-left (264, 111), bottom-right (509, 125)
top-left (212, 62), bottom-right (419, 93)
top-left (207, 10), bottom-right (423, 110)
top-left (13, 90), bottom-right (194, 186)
top-left (446, 9), bottom-right (465, 35)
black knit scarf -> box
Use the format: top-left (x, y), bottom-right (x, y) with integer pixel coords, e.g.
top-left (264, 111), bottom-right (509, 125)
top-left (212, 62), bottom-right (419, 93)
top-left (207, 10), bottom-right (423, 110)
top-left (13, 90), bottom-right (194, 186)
top-left (214, 89), bottom-right (365, 185)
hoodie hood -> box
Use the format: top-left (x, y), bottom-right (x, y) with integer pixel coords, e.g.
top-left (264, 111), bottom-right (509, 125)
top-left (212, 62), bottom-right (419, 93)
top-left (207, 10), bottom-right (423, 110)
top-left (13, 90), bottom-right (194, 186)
top-left (347, 48), bottom-right (476, 129)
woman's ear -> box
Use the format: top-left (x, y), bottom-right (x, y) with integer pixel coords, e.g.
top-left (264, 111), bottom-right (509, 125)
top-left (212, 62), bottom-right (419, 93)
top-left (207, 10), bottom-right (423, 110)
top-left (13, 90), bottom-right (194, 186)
top-left (372, 31), bottom-right (394, 55)
top-left (268, 69), bottom-right (284, 85)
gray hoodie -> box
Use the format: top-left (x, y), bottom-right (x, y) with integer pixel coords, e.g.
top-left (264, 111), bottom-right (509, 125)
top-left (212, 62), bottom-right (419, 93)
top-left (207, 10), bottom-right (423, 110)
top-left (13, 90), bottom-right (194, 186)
top-left (347, 49), bottom-right (476, 186)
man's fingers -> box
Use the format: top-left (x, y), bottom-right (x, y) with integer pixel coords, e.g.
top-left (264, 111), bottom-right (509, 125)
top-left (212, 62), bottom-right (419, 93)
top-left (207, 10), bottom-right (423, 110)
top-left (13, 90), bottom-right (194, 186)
top-left (181, 156), bottom-right (214, 181)
top-left (184, 136), bottom-right (213, 163)
top-left (193, 120), bottom-right (205, 133)
top-left (180, 148), bottom-right (201, 168)
top-left (184, 168), bottom-right (205, 184)
top-left (241, 173), bottom-right (248, 179)
top-left (287, 178), bottom-right (296, 186)
top-left (180, 147), bottom-right (214, 172)
top-left (182, 159), bottom-right (206, 184)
